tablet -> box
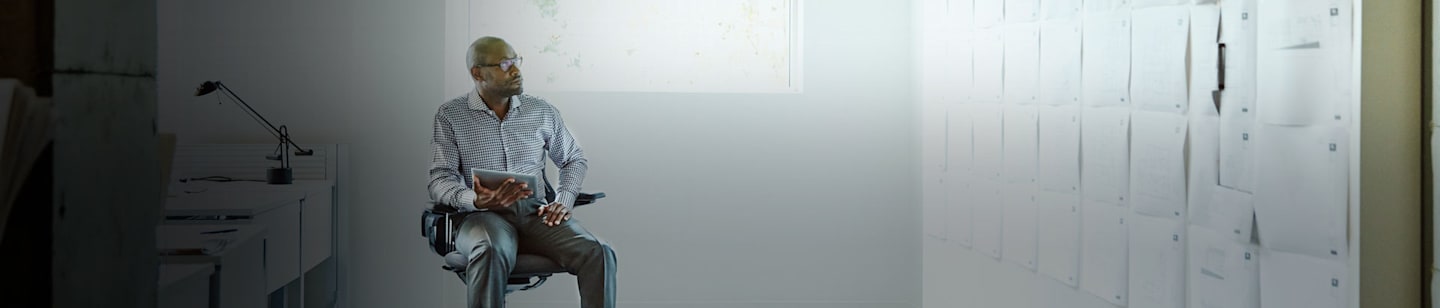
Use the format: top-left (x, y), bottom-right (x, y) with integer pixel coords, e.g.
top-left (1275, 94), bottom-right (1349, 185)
top-left (470, 168), bottom-right (542, 200)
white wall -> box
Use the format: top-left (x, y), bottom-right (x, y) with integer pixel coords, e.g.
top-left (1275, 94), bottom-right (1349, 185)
top-left (158, 0), bottom-right (921, 307)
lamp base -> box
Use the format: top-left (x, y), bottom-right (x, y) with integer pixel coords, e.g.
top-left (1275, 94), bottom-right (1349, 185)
top-left (267, 167), bottom-right (294, 184)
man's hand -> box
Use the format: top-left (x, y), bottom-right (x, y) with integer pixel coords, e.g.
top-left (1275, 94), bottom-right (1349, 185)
top-left (472, 175), bottom-right (532, 210)
top-left (537, 202), bottom-right (572, 226)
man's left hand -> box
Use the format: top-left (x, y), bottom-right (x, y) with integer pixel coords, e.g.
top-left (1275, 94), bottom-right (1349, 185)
top-left (537, 202), bottom-right (572, 226)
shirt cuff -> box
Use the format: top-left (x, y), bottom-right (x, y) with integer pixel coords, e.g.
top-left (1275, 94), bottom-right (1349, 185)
top-left (457, 190), bottom-right (479, 211)
top-left (556, 191), bottom-right (578, 208)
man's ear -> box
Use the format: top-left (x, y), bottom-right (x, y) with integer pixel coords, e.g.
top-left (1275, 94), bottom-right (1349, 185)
top-left (470, 66), bottom-right (484, 82)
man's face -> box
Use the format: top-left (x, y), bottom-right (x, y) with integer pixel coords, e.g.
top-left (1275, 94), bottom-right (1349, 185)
top-left (473, 45), bottom-right (524, 97)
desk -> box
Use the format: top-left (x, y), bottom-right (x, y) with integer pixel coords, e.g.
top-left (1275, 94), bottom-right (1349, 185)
top-left (159, 263), bottom-right (214, 308)
top-left (164, 191), bottom-right (306, 294)
top-left (158, 225), bottom-right (267, 308)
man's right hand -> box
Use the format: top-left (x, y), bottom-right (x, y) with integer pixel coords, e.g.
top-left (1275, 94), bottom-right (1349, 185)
top-left (473, 175), bottom-right (533, 210)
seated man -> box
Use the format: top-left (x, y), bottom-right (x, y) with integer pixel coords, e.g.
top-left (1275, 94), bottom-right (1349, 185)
top-left (428, 36), bottom-right (617, 308)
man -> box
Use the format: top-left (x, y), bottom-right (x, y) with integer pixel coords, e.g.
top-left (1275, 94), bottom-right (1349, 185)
top-left (429, 36), bottom-right (616, 308)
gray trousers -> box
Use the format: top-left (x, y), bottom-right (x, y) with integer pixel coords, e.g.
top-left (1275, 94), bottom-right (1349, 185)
top-left (454, 199), bottom-right (617, 308)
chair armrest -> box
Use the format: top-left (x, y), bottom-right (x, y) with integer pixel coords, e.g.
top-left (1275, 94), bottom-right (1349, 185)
top-left (574, 192), bottom-right (606, 207)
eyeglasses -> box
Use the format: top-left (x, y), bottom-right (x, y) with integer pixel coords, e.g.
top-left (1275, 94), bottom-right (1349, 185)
top-left (478, 57), bottom-right (523, 72)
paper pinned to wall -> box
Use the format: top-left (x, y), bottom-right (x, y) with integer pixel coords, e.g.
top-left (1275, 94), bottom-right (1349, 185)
top-left (1191, 5), bottom-right (1221, 116)
top-left (1220, 0), bottom-right (1258, 117)
top-left (1197, 186), bottom-right (1256, 244)
top-left (1082, 12), bottom-right (1132, 107)
top-left (1084, 0), bottom-right (1130, 13)
top-left (1259, 249), bottom-right (1348, 308)
top-left (1127, 214), bottom-right (1186, 308)
top-left (1187, 226), bottom-right (1260, 308)
top-left (947, 177), bottom-right (974, 247)
top-left (922, 103), bottom-right (948, 239)
top-left (1081, 199), bottom-right (1129, 306)
top-left (1006, 0), bottom-right (1040, 23)
top-left (1003, 182), bottom-right (1040, 270)
top-left (1130, 5), bottom-right (1190, 114)
top-left (1081, 107), bottom-right (1131, 205)
top-left (1041, 0), bottom-right (1082, 21)
top-left (948, 104), bottom-right (975, 175)
top-left (1004, 22), bottom-right (1041, 106)
top-left (1219, 92), bottom-right (1257, 192)
top-left (1129, 110), bottom-right (1188, 218)
top-left (1255, 0), bottom-right (1353, 126)
top-left (975, 0), bottom-right (1005, 29)
top-left (1038, 190), bottom-right (1082, 286)
top-left (1189, 113), bottom-right (1220, 212)
top-left (973, 103), bottom-right (1006, 180)
top-left (1040, 19), bottom-right (1083, 107)
top-left (946, 31), bottom-right (976, 104)
top-left (948, 0), bottom-right (977, 29)
top-left (1038, 105), bottom-right (1081, 193)
top-left (1131, 0), bottom-right (1189, 8)
top-left (1004, 105), bottom-right (1040, 183)
top-left (974, 29), bottom-right (1006, 104)
top-left (1253, 124), bottom-right (1349, 260)
top-left (973, 179), bottom-right (1006, 259)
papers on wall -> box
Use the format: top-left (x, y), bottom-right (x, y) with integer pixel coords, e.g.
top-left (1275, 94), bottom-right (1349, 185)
top-left (1038, 190), bottom-right (1082, 286)
top-left (974, 103), bottom-right (1006, 180)
top-left (1191, 5), bottom-right (1222, 116)
top-left (1130, 5), bottom-right (1191, 114)
top-left (1038, 105), bottom-right (1082, 193)
top-left (1253, 124), bottom-right (1349, 260)
top-left (1255, 0), bottom-right (1353, 126)
top-left (1003, 182), bottom-right (1040, 270)
top-left (1219, 91), bottom-right (1257, 192)
top-left (948, 104), bottom-right (975, 175)
top-left (1004, 105), bottom-right (1040, 183)
top-left (973, 179), bottom-right (1006, 259)
top-left (1081, 199), bottom-right (1129, 306)
top-left (1220, 0), bottom-right (1258, 126)
top-left (1084, 0), bottom-right (1130, 13)
top-left (974, 29), bottom-right (1006, 104)
top-left (1006, 0), bottom-right (1040, 23)
top-left (1259, 249), bottom-right (1348, 308)
top-left (948, 177), bottom-right (974, 247)
top-left (1081, 107), bottom-right (1131, 205)
top-left (1040, 19), bottom-right (1083, 107)
top-left (1082, 12), bottom-right (1132, 107)
top-left (1004, 23), bottom-right (1041, 106)
top-left (922, 103), bottom-right (949, 239)
top-left (1132, 0), bottom-right (1190, 9)
top-left (1129, 111), bottom-right (1188, 218)
top-left (975, 0), bottom-right (1005, 29)
top-left (1187, 226), bottom-right (1261, 308)
top-left (1128, 214), bottom-right (1186, 308)
top-left (1188, 114), bottom-right (1221, 213)
top-left (1193, 186), bottom-right (1257, 244)
top-left (1041, 0), bottom-right (1082, 21)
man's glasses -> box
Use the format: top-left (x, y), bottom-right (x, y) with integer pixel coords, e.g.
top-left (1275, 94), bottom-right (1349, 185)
top-left (478, 57), bottom-right (523, 72)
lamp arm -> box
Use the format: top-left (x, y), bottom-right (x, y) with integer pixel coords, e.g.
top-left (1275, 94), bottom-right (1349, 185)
top-left (216, 81), bottom-right (315, 155)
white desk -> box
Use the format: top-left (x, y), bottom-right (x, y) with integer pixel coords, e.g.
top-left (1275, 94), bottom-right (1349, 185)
top-left (164, 191), bottom-right (306, 294)
top-left (159, 263), bottom-right (214, 308)
top-left (158, 224), bottom-right (267, 308)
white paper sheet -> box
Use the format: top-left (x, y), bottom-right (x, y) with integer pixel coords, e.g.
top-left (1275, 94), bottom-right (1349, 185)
top-left (1255, 0), bottom-right (1353, 126)
top-left (939, 30), bottom-right (976, 105)
top-left (1197, 186), bottom-right (1256, 246)
top-left (947, 176), bottom-right (974, 247)
top-left (1127, 214), bottom-right (1186, 308)
top-left (974, 29), bottom-right (1006, 104)
top-left (1007, 0), bottom-right (1040, 22)
top-left (1188, 114), bottom-right (1221, 213)
top-left (1003, 182), bottom-right (1040, 270)
top-left (973, 103), bottom-right (1006, 180)
top-left (1081, 12), bottom-right (1132, 107)
top-left (1081, 107), bottom-right (1131, 205)
top-left (1038, 105), bottom-right (1082, 193)
top-left (947, 104), bottom-right (975, 175)
top-left (1003, 105), bottom-right (1039, 183)
top-left (973, 179), bottom-right (1006, 259)
top-left (1187, 226), bottom-right (1260, 308)
top-left (1219, 91), bottom-right (1257, 192)
top-left (1253, 124), bottom-right (1349, 260)
top-left (1220, 0), bottom-right (1257, 118)
top-left (1131, 0), bottom-right (1189, 8)
top-left (1084, 0), bottom-right (1130, 13)
top-left (1081, 199), bottom-right (1129, 306)
top-left (1041, 0), bottom-right (1082, 21)
top-left (1129, 111), bottom-right (1188, 218)
top-left (1130, 6), bottom-right (1190, 114)
top-left (922, 103), bottom-right (949, 239)
top-left (919, 15), bottom-right (947, 105)
top-left (1004, 23), bottom-right (1041, 106)
top-left (1259, 249), bottom-right (1348, 308)
top-left (975, 0), bottom-right (1005, 29)
top-left (947, 0), bottom-right (976, 30)
top-left (1038, 190), bottom-right (1082, 286)
top-left (1040, 19), bottom-right (1082, 107)
top-left (1191, 5), bottom-right (1221, 116)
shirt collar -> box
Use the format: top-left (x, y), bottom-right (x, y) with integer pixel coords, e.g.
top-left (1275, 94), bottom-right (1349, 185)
top-left (467, 89), bottom-right (523, 112)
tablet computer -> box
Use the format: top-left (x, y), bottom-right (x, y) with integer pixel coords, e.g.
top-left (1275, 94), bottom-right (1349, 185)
top-left (470, 168), bottom-right (543, 201)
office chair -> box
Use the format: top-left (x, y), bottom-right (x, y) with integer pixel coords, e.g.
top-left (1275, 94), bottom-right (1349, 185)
top-left (421, 173), bottom-right (606, 294)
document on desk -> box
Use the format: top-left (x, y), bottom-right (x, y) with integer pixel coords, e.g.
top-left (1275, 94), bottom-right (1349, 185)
top-left (1039, 19), bottom-right (1082, 107)
top-left (1191, 5), bottom-right (1221, 116)
top-left (1129, 5), bottom-right (1190, 114)
top-left (975, 0), bottom-right (1004, 29)
top-left (1080, 199), bottom-right (1128, 306)
top-left (922, 103), bottom-right (948, 240)
top-left (1081, 106), bottom-right (1131, 205)
top-left (1004, 22), bottom-right (1041, 106)
top-left (1006, 0), bottom-right (1039, 22)
top-left (1003, 105), bottom-right (1039, 184)
top-left (1187, 226), bottom-right (1260, 308)
top-left (1041, 0), bottom-right (1081, 20)
top-left (1081, 12), bottom-right (1131, 108)
top-left (947, 177), bottom-right (973, 247)
top-left (1253, 124), bottom-right (1349, 260)
top-left (1259, 249), bottom-right (1348, 308)
top-left (973, 179), bottom-right (1005, 259)
top-left (1219, 91), bottom-right (1257, 192)
top-left (974, 29), bottom-right (1006, 104)
top-left (1038, 104), bottom-right (1081, 193)
top-left (947, 104), bottom-right (974, 175)
top-left (1037, 190), bottom-right (1081, 286)
top-left (1129, 110), bottom-right (1188, 218)
top-left (1003, 182), bottom-right (1039, 270)
top-left (1127, 214), bottom-right (1185, 308)
top-left (1188, 114), bottom-right (1221, 214)
top-left (973, 103), bottom-right (1006, 180)
top-left (1256, 0), bottom-right (1353, 127)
